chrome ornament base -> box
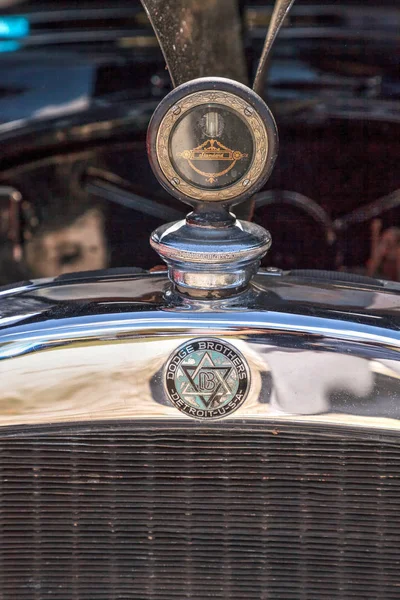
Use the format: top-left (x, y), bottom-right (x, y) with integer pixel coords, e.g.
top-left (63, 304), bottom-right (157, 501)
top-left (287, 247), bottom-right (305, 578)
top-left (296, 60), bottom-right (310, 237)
top-left (151, 216), bottom-right (271, 297)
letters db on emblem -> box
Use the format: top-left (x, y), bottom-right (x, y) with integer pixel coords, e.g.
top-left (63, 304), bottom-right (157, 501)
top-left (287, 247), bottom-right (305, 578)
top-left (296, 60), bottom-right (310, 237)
top-left (164, 339), bottom-right (250, 420)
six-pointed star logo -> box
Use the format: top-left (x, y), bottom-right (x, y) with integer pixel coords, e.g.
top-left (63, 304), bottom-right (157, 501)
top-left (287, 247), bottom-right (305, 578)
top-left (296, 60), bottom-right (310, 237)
top-left (164, 339), bottom-right (251, 420)
top-left (180, 351), bottom-right (233, 408)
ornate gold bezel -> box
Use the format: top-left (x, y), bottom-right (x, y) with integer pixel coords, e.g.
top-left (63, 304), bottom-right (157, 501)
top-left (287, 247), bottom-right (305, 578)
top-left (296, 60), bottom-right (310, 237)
top-left (155, 90), bottom-right (269, 202)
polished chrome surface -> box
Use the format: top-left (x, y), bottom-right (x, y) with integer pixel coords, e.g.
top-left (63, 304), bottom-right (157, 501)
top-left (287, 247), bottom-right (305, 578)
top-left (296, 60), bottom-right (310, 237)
top-left (1, 270), bottom-right (400, 430)
top-left (139, 0), bottom-right (247, 87)
top-left (253, 0), bottom-right (296, 96)
top-left (150, 218), bottom-right (271, 296)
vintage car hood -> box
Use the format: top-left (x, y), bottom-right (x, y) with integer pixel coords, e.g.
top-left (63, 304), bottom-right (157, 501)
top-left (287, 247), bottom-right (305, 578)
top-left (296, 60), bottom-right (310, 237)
top-left (1, 268), bottom-right (400, 430)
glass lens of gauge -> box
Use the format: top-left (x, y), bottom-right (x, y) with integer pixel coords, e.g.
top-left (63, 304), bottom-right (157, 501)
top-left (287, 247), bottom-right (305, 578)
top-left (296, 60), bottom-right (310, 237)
top-left (169, 104), bottom-right (254, 190)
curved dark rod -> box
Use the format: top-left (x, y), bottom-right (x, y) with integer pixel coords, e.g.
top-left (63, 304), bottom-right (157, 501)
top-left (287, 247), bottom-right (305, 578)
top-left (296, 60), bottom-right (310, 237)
top-left (333, 189), bottom-right (400, 231)
top-left (254, 190), bottom-right (336, 244)
top-left (253, 0), bottom-right (296, 96)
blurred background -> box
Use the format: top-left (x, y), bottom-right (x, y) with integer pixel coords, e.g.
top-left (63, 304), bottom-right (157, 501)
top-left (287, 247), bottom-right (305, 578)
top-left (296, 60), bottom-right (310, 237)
top-left (0, 0), bottom-right (399, 285)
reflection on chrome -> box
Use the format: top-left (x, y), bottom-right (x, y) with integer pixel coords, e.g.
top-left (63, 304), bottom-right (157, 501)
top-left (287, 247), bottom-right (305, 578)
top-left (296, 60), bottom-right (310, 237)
top-left (0, 271), bottom-right (399, 429)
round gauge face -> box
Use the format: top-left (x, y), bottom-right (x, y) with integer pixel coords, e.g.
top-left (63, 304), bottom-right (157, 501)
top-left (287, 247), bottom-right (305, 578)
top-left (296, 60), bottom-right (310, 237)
top-left (148, 79), bottom-right (278, 206)
top-left (169, 104), bottom-right (254, 190)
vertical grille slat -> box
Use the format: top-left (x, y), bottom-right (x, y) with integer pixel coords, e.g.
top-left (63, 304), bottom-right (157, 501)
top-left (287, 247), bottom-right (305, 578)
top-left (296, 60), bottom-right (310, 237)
top-left (1, 422), bottom-right (400, 599)
top-left (71, 441), bottom-right (80, 600)
top-left (32, 445), bottom-right (42, 600)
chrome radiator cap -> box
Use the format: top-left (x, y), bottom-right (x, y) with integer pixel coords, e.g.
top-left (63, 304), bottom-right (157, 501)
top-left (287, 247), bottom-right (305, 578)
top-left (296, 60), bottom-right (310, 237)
top-left (144, 0), bottom-right (295, 298)
top-left (147, 77), bottom-right (277, 297)
top-left (150, 218), bottom-right (271, 297)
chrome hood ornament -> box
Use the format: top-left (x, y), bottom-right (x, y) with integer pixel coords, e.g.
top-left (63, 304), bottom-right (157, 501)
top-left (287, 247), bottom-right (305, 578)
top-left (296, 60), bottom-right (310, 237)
top-left (144, 0), bottom-right (296, 298)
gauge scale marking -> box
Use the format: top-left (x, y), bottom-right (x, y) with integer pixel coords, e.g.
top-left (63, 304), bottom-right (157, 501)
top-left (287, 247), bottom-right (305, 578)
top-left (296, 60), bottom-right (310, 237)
top-left (165, 339), bottom-right (251, 419)
top-left (177, 138), bottom-right (248, 185)
top-left (171, 103), bottom-right (253, 188)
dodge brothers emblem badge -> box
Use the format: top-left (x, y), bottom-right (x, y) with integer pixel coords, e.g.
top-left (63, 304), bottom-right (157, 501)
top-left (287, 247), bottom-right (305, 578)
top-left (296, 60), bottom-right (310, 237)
top-left (165, 339), bottom-right (250, 419)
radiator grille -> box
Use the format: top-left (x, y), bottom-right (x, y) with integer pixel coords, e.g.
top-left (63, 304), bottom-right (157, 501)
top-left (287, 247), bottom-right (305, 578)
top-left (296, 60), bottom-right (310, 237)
top-left (0, 422), bottom-right (399, 599)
